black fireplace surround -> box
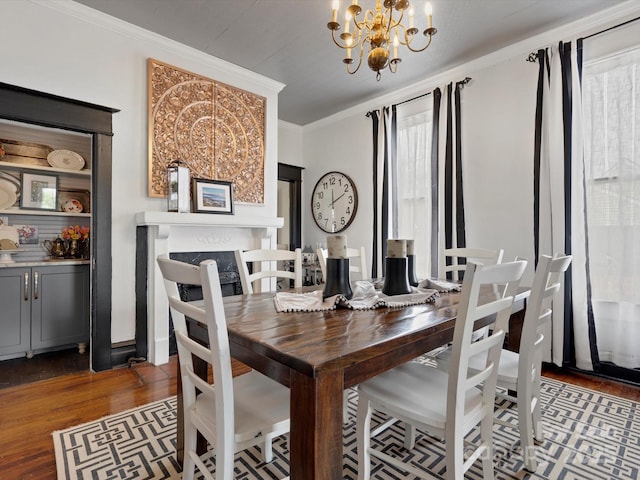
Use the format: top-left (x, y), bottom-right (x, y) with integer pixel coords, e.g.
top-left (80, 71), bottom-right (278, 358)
top-left (167, 251), bottom-right (244, 355)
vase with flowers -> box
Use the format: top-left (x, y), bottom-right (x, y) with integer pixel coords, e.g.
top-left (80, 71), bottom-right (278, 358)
top-left (61, 225), bottom-right (90, 259)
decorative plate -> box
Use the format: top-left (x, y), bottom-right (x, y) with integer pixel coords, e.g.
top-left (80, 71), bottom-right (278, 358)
top-left (47, 149), bottom-right (85, 170)
top-left (0, 184), bottom-right (17, 210)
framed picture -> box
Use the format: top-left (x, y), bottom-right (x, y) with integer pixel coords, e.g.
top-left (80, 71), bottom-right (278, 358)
top-left (16, 224), bottom-right (39, 244)
top-left (20, 173), bottom-right (58, 210)
top-left (192, 178), bottom-right (234, 214)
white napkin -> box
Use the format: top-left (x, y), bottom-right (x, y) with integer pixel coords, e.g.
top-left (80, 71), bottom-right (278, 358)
top-left (273, 289), bottom-right (340, 312)
top-left (273, 281), bottom-right (439, 313)
top-left (418, 278), bottom-right (462, 292)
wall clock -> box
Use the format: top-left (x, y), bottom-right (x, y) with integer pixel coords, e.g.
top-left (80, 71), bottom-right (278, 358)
top-left (311, 171), bottom-right (358, 233)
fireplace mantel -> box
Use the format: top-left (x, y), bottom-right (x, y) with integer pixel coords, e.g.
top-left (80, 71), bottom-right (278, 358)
top-left (135, 211), bottom-right (284, 230)
top-left (137, 211), bottom-right (284, 365)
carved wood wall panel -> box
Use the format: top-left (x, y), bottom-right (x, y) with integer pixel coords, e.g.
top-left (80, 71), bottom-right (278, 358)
top-left (148, 58), bottom-right (265, 203)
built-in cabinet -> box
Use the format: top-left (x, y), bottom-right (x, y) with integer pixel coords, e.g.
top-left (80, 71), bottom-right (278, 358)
top-left (0, 82), bottom-right (117, 371)
top-left (0, 263), bottom-right (89, 361)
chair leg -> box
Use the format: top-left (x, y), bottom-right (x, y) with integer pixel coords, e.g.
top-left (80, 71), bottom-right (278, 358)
top-left (262, 433), bottom-right (274, 463)
top-left (518, 395), bottom-right (538, 472)
top-left (445, 430), bottom-right (466, 480)
top-left (403, 422), bottom-right (417, 450)
top-left (532, 396), bottom-right (544, 444)
top-left (356, 395), bottom-right (373, 480)
top-left (182, 422), bottom-right (198, 480)
top-left (480, 416), bottom-right (495, 480)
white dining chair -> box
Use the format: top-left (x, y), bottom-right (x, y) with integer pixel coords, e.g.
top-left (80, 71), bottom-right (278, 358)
top-left (316, 245), bottom-right (368, 282)
top-left (157, 255), bottom-right (290, 480)
top-left (434, 253), bottom-right (572, 472)
top-left (235, 248), bottom-right (302, 294)
top-left (356, 259), bottom-right (527, 480)
top-left (234, 247), bottom-right (301, 460)
top-left (441, 247), bottom-right (504, 282)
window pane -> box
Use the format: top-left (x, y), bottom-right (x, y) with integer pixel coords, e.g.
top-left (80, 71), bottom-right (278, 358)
top-left (396, 109), bottom-right (432, 277)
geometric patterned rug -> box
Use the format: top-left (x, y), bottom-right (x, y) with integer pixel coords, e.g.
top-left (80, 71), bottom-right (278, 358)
top-left (53, 374), bottom-right (640, 479)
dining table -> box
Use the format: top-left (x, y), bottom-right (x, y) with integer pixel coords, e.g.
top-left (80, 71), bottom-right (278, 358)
top-left (178, 282), bottom-right (529, 480)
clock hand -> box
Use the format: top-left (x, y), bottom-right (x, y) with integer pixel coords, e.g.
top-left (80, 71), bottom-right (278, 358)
top-left (331, 192), bottom-right (346, 206)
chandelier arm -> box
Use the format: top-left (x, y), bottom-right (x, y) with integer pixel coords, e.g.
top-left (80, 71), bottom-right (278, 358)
top-left (388, 8), bottom-right (405, 30)
top-left (331, 28), bottom-right (364, 50)
top-left (404, 33), bottom-right (434, 53)
top-left (346, 54), bottom-right (364, 75)
top-left (353, 8), bottom-right (376, 31)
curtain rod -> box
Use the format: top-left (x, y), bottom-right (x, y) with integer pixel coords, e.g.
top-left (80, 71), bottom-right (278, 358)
top-left (393, 76), bottom-right (472, 108)
top-left (527, 15), bottom-right (640, 61)
top-left (581, 15), bottom-right (640, 40)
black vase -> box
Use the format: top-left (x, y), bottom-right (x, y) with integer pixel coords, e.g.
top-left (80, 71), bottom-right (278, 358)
top-left (407, 254), bottom-right (419, 287)
top-left (323, 258), bottom-right (353, 300)
top-left (382, 257), bottom-right (412, 296)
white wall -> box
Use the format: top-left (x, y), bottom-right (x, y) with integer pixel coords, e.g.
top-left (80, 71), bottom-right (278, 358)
top-left (300, 2), bottom-right (640, 284)
top-left (1, 0), bottom-right (283, 345)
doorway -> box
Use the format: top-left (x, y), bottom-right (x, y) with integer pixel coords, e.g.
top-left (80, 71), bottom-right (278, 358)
top-left (277, 163), bottom-right (304, 250)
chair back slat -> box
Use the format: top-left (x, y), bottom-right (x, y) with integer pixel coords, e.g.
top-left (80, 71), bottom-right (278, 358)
top-left (441, 247), bottom-right (504, 282)
top-left (235, 248), bottom-right (302, 293)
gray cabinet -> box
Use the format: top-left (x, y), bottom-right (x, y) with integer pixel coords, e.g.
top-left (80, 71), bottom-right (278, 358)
top-left (0, 267), bottom-right (31, 359)
top-left (0, 264), bottom-right (89, 360)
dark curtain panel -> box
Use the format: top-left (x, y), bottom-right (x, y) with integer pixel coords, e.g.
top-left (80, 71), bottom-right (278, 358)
top-left (367, 109), bottom-right (380, 279)
top-left (532, 48), bottom-right (547, 265)
top-left (443, 82), bottom-right (467, 280)
top-left (430, 88), bottom-right (442, 277)
top-left (454, 81), bottom-right (466, 249)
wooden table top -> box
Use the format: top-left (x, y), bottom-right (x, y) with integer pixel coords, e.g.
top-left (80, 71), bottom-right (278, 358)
top-left (221, 284), bottom-right (519, 388)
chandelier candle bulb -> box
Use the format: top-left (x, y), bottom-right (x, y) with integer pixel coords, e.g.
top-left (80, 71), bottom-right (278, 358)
top-left (345, 11), bottom-right (351, 33)
top-left (393, 34), bottom-right (399, 60)
top-left (327, 235), bottom-right (348, 258)
top-left (426, 2), bottom-right (433, 28)
top-left (409, 6), bottom-right (415, 28)
top-left (332, 0), bottom-right (338, 23)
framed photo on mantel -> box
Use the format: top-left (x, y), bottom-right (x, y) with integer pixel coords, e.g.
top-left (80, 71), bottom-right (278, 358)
top-left (192, 178), bottom-right (234, 215)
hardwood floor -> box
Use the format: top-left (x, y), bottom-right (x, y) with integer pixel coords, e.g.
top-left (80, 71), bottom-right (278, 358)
top-left (0, 356), bottom-right (637, 479)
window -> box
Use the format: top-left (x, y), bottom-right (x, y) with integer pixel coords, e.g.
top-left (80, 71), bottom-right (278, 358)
top-left (394, 102), bottom-right (434, 277)
top-left (583, 47), bottom-right (640, 304)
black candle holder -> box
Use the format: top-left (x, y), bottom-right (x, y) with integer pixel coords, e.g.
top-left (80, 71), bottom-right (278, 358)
top-left (407, 254), bottom-right (419, 287)
top-left (323, 258), bottom-right (353, 300)
top-left (382, 257), bottom-right (412, 296)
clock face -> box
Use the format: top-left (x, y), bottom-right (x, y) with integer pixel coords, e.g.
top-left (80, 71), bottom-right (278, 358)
top-left (311, 171), bottom-right (358, 233)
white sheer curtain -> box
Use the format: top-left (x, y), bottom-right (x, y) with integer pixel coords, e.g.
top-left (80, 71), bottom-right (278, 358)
top-left (582, 44), bottom-right (640, 369)
top-left (395, 102), bottom-right (433, 278)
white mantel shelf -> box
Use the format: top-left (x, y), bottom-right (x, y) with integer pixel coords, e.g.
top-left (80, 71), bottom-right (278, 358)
top-left (138, 210), bottom-right (284, 365)
top-left (135, 211), bottom-right (284, 229)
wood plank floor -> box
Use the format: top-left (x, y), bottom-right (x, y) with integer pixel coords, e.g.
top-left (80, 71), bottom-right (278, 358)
top-left (0, 356), bottom-right (637, 480)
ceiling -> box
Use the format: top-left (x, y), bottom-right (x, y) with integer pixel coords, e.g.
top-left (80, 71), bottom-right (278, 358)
top-left (73, 0), bottom-right (628, 126)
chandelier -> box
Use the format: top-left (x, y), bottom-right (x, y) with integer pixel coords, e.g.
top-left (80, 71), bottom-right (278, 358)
top-left (327, 0), bottom-right (437, 80)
